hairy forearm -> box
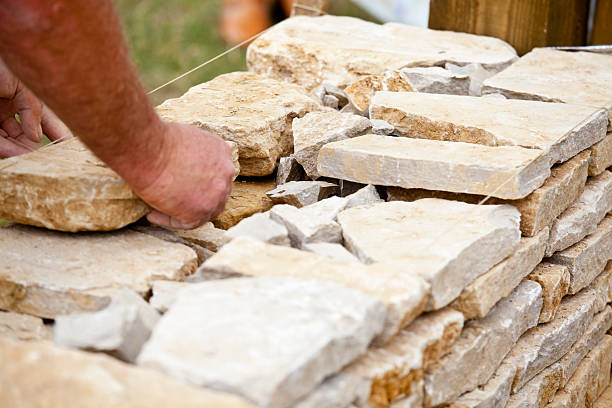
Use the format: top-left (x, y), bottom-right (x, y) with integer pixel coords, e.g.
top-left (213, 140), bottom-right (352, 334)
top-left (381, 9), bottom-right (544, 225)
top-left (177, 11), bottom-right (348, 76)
top-left (0, 0), bottom-right (166, 188)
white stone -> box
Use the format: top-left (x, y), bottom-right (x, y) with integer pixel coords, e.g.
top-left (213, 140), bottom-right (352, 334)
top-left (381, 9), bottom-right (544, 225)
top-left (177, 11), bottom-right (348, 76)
top-left (505, 363), bottom-right (562, 408)
top-left (400, 67), bottom-right (470, 95)
top-left (323, 94), bottom-right (339, 109)
top-left (226, 212), bottom-right (290, 246)
top-left (267, 181), bottom-right (339, 207)
top-left (270, 204), bottom-right (342, 247)
top-left (445, 62), bottom-right (497, 96)
top-left (371, 119), bottom-right (396, 136)
top-left (303, 242), bottom-right (361, 263)
top-left (276, 155), bottom-right (307, 185)
top-left (345, 185), bottom-right (383, 209)
top-left (149, 280), bottom-right (190, 313)
top-left (450, 364), bottom-right (516, 408)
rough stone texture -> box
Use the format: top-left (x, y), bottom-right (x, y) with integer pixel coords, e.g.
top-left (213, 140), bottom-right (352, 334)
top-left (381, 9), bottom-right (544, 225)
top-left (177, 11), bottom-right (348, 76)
top-left (482, 49), bottom-right (612, 127)
top-left (445, 62), bottom-right (497, 96)
top-left (344, 71), bottom-right (415, 113)
top-left (149, 280), bottom-right (189, 313)
top-left (157, 72), bottom-right (321, 176)
top-left (452, 227), bottom-right (549, 320)
top-left (345, 184), bottom-right (383, 209)
top-left (371, 119), bottom-right (396, 136)
top-left (400, 67), bottom-right (469, 96)
top-left (0, 338), bottom-right (254, 408)
top-left (291, 0), bottom-right (327, 16)
top-left (595, 384), bottom-right (612, 408)
top-left (138, 277), bottom-right (386, 408)
top-left (130, 225), bottom-right (213, 265)
top-left (0, 225), bottom-right (197, 318)
top-left (292, 111), bottom-right (371, 179)
top-left (198, 237), bottom-right (428, 345)
top-left (506, 363), bottom-right (562, 408)
top-left (549, 215), bottom-right (612, 294)
top-left (54, 288), bottom-right (160, 363)
top-left (503, 286), bottom-right (597, 393)
top-left (527, 263), bottom-right (571, 323)
top-left (0, 311), bottom-right (51, 341)
top-left (0, 138), bottom-right (149, 232)
top-left (318, 135), bottom-right (551, 200)
top-left (322, 94), bottom-right (339, 109)
top-left (590, 264), bottom-right (612, 315)
top-left (267, 181), bottom-right (338, 207)
top-left (270, 204), bottom-right (342, 247)
top-left (247, 16), bottom-right (517, 91)
top-left (588, 132), bottom-right (612, 176)
top-left (213, 178), bottom-right (276, 229)
top-left (450, 364), bottom-right (516, 408)
top-left (338, 200), bottom-right (521, 310)
top-left (227, 140), bottom-right (241, 179)
top-left (174, 222), bottom-right (227, 252)
top-left (302, 242), bottom-right (361, 263)
top-left (370, 92), bottom-right (607, 166)
top-left (424, 281), bottom-right (542, 407)
top-left (226, 212), bottom-right (290, 246)
top-left (276, 155), bottom-right (307, 185)
top-left (546, 170), bottom-right (612, 256)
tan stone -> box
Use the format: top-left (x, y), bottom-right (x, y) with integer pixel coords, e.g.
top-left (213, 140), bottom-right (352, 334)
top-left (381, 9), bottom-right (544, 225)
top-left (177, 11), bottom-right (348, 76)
top-left (590, 264), bottom-right (612, 315)
top-left (527, 263), bottom-right (571, 323)
top-left (0, 225), bottom-right (197, 318)
top-left (451, 364), bottom-right (516, 408)
top-left (0, 338), bottom-right (254, 408)
top-left (482, 49), bottom-right (612, 127)
top-left (227, 140), bottom-right (240, 179)
top-left (370, 92), bottom-right (607, 166)
top-left (198, 237), bottom-right (428, 345)
top-left (400, 66), bottom-right (470, 96)
top-left (588, 132), bottom-right (612, 176)
top-left (291, 0), bottom-right (327, 16)
top-left (213, 178), bottom-right (276, 229)
top-left (0, 138), bottom-right (149, 232)
top-left (318, 135), bottom-right (550, 200)
top-left (595, 381), bottom-right (612, 408)
top-left (344, 71), bottom-right (415, 113)
top-left (0, 311), bottom-right (51, 341)
top-left (157, 72), bottom-right (321, 176)
top-left (506, 363), bottom-right (562, 408)
top-left (452, 228), bottom-right (548, 320)
top-left (247, 16), bottom-right (517, 91)
top-left (173, 222), bottom-right (227, 252)
top-left (338, 200), bottom-right (521, 310)
top-left (267, 181), bottom-right (339, 207)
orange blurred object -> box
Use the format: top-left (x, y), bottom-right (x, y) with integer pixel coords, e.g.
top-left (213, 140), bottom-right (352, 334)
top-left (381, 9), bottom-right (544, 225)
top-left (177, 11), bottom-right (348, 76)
top-left (281, 0), bottom-right (294, 16)
top-left (219, 0), bottom-right (271, 45)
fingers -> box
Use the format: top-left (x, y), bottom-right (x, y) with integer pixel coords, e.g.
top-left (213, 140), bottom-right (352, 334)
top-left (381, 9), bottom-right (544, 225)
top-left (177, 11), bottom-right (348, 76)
top-left (146, 210), bottom-right (208, 230)
top-left (12, 86), bottom-right (43, 143)
top-left (0, 131), bottom-right (32, 158)
top-left (41, 105), bottom-right (73, 142)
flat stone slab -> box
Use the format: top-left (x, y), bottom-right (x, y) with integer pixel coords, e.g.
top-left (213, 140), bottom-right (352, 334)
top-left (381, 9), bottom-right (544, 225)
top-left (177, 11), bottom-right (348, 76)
top-left (482, 49), bottom-right (612, 127)
top-left (505, 362), bottom-right (562, 408)
top-left (526, 263), bottom-right (571, 324)
top-left (226, 212), bottom-right (290, 246)
top-left (318, 134), bottom-right (551, 200)
top-left (137, 277), bottom-right (386, 408)
top-left (450, 363), bottom-right (516, 408)
top-left (247, 15), bottom-right (517, 91)
top-left (451, 227), bottom-right (548, 320)
top-left (157, 72), bottom-right (321, 176)
top-left (213, 178), bottom-right (276, 229)
top-left (400, 67), bottom-right (470, 96)
top-left (338, 199), bottom-right (520, 310)
top-left (588, 132), bottom-right (612, 176)
top-left (0, 138), bottom-right (149, 232)
top-left (370, 92), bottom-right (607, 166)
top-left (302, 242), bottom-right (361, 263)
top-left (173, 222), bottom-right (227, 253)
top-left (198, 237), bottom-right (428, 345)
top-left (0, 311), bottom-right (51, 341)
top-left (266, 181), bottom-right (339, 207)
top-left (270, 204), bottom-right (342, 247)
top-left (0, 338), bottom-right (254, 408)
top-left (0, 225), bottom-right (197, 318)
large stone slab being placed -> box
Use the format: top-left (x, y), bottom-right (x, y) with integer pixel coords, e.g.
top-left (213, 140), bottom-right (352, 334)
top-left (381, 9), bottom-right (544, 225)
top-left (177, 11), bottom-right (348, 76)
top-left (526, 263), bottom-right (571, 323)
top-left (451, 227), bottom-right (548, 320)
top-left (138, 277), bottom-right (386, 408)
top-left (546, 170), bottom-right (612, 256)
top-left (370, 92), bottom-right (607, 166)
top-left (0, 311), bottom-right (51, 341)
top-left (482, 49), bottom-right (612, 127)
top-left (318, 135), bottom-right (550, 200)
top-left (0, 138), bottom-right (149, 232)
top-left (0, 225), bottom-right (197, 318)
top-left (338, 200), bottom-right (520, 310)
top-left (198, 237), bottom-right (428, 345)
top-left (213, 178), bottom-right (276, 229)
top-left (0, 338), bottom-right (254, 408)
top-left (588, 133), bottom-right (612, 176)
top-left (247, 16), bottom-right (517, 91)
top-left (157, 72), bottom-right (321, 176)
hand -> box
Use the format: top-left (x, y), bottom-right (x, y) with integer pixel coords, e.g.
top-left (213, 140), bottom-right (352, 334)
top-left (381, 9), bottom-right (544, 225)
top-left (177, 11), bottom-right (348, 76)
top-left (133, 123), bottom-right (235, 230)
top-left (0, 58), bottom-right (72, 158)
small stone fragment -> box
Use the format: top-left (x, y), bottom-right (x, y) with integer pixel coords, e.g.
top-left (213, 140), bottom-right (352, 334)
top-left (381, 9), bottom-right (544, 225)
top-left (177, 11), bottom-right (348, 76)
top-left (401, 66), bottom-right (470, 95)
top-left (226, 212), bottom-right (290, 246)
top-left (226, 140), bottom-right (241, 179)
top-left (303, 242), bottom-right (360, 262)
top-left (345, 184), bottom-right (383, 209)
top-left (323, 94), bottom-right (340, 109)
top-left (371, 119), bottom-right (396, 136)
top-left (322, 81), bottom-right (349, 106)
top-left (173, 222), bottom-right (227, 252)
top-left (450, 364), bottom-right (516, 408)
top-left (276, 155), bottom-right (307, 185)
top-left (270, 204), bottom-right (342, 247)
top-left (588, 132), bottom-right (612, 176)
top-left (138, 277), bottom-right (387, 408)
top-left (526, 263), bottom-right (571, 323)
top-left (344, 70), bottom-right (415, 113)
top-left (149, 280), bottom-right (190, 313)
top-left (293, 111), bottom-right (371, 179)
top-left (267, 180), bottom-right (339, 207)
top-left (214, 178), bottom-right (276, 229)
top-left (0, 311), bottom-right (51, 341)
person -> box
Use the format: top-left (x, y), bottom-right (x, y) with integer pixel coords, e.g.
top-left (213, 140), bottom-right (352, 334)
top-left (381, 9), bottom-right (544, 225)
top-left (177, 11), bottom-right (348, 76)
top-left (0, 0), bottom-right (235, 230)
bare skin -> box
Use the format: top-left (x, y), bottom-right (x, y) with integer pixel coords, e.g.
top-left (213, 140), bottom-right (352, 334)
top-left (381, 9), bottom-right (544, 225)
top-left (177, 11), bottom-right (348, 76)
top-left (0, 0), bottom-right (234, 229)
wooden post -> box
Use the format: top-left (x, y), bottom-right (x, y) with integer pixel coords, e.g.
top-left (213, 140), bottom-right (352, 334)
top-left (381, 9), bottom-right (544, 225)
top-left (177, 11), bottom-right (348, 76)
top-left (428, 0), bottom-right (590, 55)
top-left (291, 0), bottom-right (329, 16)
top-left (591, 0), bottom-right (612, 44)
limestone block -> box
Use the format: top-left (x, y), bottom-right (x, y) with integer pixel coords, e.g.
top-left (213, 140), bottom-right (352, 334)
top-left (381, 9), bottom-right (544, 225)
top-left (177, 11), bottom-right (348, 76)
top-left (157, 72), bottom-right (320, 176)
top-left (400, 67), bottom-right (469, 95)
top-left (270, 204), bottom-right (342, 247)
top-left (149, 280), bottom-right (189, 313)
top-left (345, 185), bottom-right (383, 209)
top-left (450, 364), bottom-right (516, 408)
top-left (503, 287), bottom-right (597, 393)
top-left (588, 133), bottom-right (612, 176)
top-left (0, 138), bottom-right (149, 232)
top-left (0, 311), bottom-right (50, 341)
top-left (213, 178), bottom-right (276, 229)
top-left (595, 384), bottom-right (612, 408)
top-left (226, 212), bottom-right (290, 246)
top-left (424, 281), bottom-right (542, 407)
top-left (344, 71), bottom-right (415, 113)
top-left (0, 226), bottom-right (197, 318)
top-left (276, 155), bottom-right (307, 185)
top-left (338, 200), bottom-right (521, 310)
top-left (546, 171), bottom-right (612, 256)
top-left (138, 277), bottom-right (387, 408)
top-left (247, 16), bottom-right (517, 91)
top-left (318, 135), bottom-right (551, 200)
top-left (54, 288), bottom-right (160, 363)
top-left (303, 242), bottom-right (361, 262)
top-left (227, 140), bottom-right (240, 179)
top-left (482, 49), bottom-right (612, 128)
top-left (452, 228), bottom-right (549, 320)
top-left (527, 263), bottom-right (571, 323)
top-left (549, 215), bottom-right (612, 294)
top-left (293, 111), bottom-right (371, 179)
top-left (0, 338), bottom-right (254, 408)
top-left (130, 225), bottom-right (213, 265)
top-left (198, 237), bottom-right (428, 345)
top-left (590, 264), bottom-right (612, 314)
top-left (174, 222), bottom-right (227, 252)
top-left (267, 181), bottom-right (339, 207)
top-left (445, 63), bottom-right (497, 96)
top-left (505, 363), bottom-right (562, 408)
top-left (370, 92), bottom-right (607, 166)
